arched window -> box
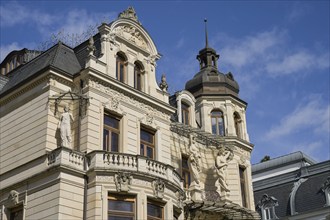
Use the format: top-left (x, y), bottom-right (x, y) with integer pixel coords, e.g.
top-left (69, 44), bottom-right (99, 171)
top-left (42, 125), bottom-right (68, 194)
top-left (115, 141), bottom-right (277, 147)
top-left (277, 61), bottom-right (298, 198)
top-left (211, 110), bottom-right (225, 136)
top-left (116, 53), bottom-right (126, 83)
top-left (181, 102), bottom-right (190, 125)
top-left (234, 112), bottom-right (242, 138)
top-left (134, 62), bottom-right (143, 91)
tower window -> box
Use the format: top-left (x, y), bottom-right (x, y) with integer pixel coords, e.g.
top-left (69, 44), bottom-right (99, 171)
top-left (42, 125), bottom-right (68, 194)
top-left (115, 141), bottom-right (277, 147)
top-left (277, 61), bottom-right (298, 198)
top-left (181, 102), bottom-right (190, 125)
top-left (116, 53), bottom-right (126, 83)
top-left (211, 110), bottom-right (225, 136)
top-left (103, 113), bottom-right (120, 152)
top-left (239, 167), bottom-right (248, 208)
top-left (140, 127), bottom-right (155, 159)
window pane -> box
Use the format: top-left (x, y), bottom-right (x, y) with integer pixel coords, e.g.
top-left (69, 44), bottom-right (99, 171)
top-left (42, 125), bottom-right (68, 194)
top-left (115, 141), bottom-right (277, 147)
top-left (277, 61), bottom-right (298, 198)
top-left (103, 129), bottom-right (109, 151)
top-left (109, 200), bottom-right (133, 212)
top-left (218, 118), bottom-right (224, 136)
top-left (141, 130), bottom-right (153, 143)
top-left (182, 157), bottom-right (189, 169)
top-left (147, 146), bottom-right (153, 159)
top-left (10, 208), bottom-right (23, 220)
top-left (111, 133), bottom-right (119, 152)
top-left (211, 111), bottom-right (222, 117)
top-left (140, 144), bottom-right (145, 156)
top-left (120, 64), bottom-right (124, 82)
top-left (105, 115), bottom-right (119, 129)
top-left (184, 111), bottom-right (189, 125)
top-left (211, 117), bottom-right (217, 134)
top-left (147, 203), bottom-right (162, 218)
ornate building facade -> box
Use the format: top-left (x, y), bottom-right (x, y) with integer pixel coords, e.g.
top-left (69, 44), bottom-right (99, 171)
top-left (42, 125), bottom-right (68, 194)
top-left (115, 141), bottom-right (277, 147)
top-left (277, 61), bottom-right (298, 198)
top-left (0, 7), bottom-right (259, 220)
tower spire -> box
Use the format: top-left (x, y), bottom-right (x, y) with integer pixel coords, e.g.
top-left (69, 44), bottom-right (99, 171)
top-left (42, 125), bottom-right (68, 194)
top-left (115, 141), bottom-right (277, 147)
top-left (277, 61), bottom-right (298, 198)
top-left (204, 18), bottom-right (208, 48)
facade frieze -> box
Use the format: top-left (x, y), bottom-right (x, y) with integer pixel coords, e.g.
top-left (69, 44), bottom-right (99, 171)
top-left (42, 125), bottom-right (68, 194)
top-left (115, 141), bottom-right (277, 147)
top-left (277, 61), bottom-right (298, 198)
top-left (87, 75), bottom-right (172, 121)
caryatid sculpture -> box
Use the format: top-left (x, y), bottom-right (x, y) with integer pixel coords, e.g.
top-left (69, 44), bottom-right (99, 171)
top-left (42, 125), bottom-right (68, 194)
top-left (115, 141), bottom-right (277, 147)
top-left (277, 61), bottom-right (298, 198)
top-left (188, 134), bottom-right (202, 188)
top-left (215, 147), bottom-right (233, 196)
top-left (58, 105), bottom-right (74, 148)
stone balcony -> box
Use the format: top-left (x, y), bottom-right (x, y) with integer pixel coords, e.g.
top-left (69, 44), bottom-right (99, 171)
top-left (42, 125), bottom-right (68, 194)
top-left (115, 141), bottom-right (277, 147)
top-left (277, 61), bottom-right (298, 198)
top-left (87, 151), bottom-right (183, 189)
top-left (47, 148), bottom-right (183, 189)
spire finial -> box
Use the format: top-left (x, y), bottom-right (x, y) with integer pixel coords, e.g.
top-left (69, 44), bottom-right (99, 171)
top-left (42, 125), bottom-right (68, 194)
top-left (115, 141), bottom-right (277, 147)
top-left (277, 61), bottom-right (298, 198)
top-left (204, 18), bottom-right (208, 48)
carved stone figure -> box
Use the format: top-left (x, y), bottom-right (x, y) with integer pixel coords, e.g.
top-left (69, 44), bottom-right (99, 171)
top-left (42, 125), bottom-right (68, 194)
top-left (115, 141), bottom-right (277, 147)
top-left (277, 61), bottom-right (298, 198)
top-left (8, 190), bottom-right (19, 205)
top-left (58, 105), bottom-right (74, 148)
top-left (118, 6), bottom-right (140, 24)
top-left (188, 134), bottom-right (202, 188)
top-left (115, 172), bottom-right (132, 192)
top-left (215, 147), bottom-right (233, 195)
top-left (159, 74), bottom-right (168, 91)
top-left (87, 37), bottom-right (96, 55)
top-left (152, 178), bottom-right (165, 199)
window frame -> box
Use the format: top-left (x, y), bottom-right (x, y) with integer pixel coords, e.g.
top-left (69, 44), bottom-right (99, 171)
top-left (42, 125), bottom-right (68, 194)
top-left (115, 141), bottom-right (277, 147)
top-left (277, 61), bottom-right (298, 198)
top-left (239, 166), bottom-right (248, 208)
top-left (108, 194), bottom-right (136, 220)
top-left (181, 102), bottom-right (190, 125)
top-left (103, 112), bottom-right (121, 152)
top-left (234, 112), bottom-right (242, 138)
top-left (140, 127), bottom-right (156, 159)
top-left (134, 62), bottom-right (143, 91)
top-left (116, 53), bottom-right (127, 83)
top-left (211, 110), bottom-right (225, 136)
top-left (147, 200), bottom-right (164, 220)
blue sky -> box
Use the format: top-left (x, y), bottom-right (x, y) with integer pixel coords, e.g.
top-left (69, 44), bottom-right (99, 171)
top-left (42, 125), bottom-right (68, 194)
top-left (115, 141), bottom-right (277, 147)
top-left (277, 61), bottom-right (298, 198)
top-left (1, 1), bottom-right (329, 164)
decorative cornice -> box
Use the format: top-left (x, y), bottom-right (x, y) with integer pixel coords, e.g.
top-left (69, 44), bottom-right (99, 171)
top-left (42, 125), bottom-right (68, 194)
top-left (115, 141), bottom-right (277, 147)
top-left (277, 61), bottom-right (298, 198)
top-left (86, 74), bottom-right (172, 121)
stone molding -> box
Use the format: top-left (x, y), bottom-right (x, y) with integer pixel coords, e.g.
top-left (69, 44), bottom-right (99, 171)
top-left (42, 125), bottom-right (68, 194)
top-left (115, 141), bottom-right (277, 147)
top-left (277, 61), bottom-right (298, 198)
top-left (87, 76), bottom-right (172, 121)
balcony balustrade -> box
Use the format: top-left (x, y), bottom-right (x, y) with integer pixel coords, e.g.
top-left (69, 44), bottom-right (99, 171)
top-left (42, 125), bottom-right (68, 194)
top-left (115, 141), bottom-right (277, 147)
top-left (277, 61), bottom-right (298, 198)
top-left (47, 148), bottom-right (183, 188)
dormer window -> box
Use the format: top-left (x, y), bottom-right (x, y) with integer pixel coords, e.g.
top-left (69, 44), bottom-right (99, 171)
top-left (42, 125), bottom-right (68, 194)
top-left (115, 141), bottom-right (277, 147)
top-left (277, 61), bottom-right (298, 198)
top-left (181, 102), bottom-right (190, 125)
top-left (134, 62), bottom-right (143, 91)
top-left (211, 110), bottom-right (225, 136)
top-left (256, 194), bottom-right (279, 220)
top-left (116, 53), bottom-right (127, 83)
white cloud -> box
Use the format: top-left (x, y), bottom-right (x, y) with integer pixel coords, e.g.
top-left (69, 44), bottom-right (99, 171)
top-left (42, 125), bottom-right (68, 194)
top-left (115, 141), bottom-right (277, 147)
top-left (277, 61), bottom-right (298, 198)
top-left (265, 97), bottom-right (330, 140)
top-left (287, 3), bottom-right (311, 23)
top-left (215, 29), bottom-right (286, 69)
top-left (0, 2), bottom-right (55, 27)
top-left (0, 43), bottom-right (20, 62)
top-left (213, 28), bottom-right (329, 80)
top-left (266, 51), bottom-right (330, 76)
top-left (175, 37), bottom-right (185, 49)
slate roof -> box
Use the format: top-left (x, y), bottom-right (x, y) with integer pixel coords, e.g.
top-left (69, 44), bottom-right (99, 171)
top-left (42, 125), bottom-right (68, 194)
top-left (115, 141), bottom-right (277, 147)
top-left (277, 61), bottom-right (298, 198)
top-left (0, 75), bottom-right (9, 91)
top-left (0, 42), bottom-right (82, 96)
top-left (252, 151), bottom-right (317, 174)
top-left (253, 159), bottom-right (330, 219)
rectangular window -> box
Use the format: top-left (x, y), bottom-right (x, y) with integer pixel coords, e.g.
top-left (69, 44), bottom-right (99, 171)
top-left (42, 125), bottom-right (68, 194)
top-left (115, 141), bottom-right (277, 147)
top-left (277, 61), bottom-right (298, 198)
top-left (10, 205), bottom-right (23, 220)
top-left (147, 202), bottom-right (163, 220)
top-left (103, 113), bottom-right (120, 152)
top-left (182, 156), bottom-right (191, 189)
top-left (181, 103), bottom-right (190, 125)
top-left (140, 128), bottom-right (155, 159)
top-left (108, 195), bottom-right (135, 220)
top-left (239, 167), bottom-right (248, 208)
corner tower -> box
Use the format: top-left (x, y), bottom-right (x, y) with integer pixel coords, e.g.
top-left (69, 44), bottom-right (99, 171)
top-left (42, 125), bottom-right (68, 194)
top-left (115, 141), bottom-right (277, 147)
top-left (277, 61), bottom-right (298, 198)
top-left (185, 20), bottom-right (249, 141)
